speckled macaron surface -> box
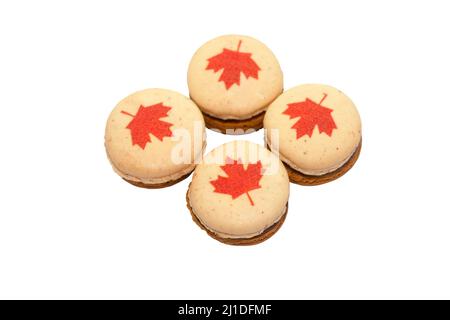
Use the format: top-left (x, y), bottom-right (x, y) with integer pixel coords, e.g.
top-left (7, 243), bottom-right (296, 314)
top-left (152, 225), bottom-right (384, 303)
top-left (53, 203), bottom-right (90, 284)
top-left (188, 141), bottom-right (289, 240)
top-left (105, 88), bottom-right (205, 186)
top-left (188, 35), bottom-right (283, 120)
top-left (264, 84), bottom-right (362, 176)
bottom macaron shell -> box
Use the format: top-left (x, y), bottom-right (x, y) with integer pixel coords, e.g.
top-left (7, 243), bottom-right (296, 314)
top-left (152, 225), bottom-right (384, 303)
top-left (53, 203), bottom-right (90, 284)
top-left (186, 184), bottom-right (288, 246)
top-left (123, 169), bottom-right (194, 189)
top-left (202, 111), bottom-right (265, 134)
top-left (281, 141), bottom-right (362, 186)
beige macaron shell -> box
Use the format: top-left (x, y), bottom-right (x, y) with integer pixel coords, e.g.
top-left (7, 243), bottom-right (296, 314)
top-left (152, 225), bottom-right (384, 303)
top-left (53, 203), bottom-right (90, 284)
top-left (105, 89), bottom-right (205, 183)
top-left (188, 35), bottom-right (283, 120)
top-left (189, 141), bottom-right (289, 238)
top-left (264, 84), bottom-right (361, 175)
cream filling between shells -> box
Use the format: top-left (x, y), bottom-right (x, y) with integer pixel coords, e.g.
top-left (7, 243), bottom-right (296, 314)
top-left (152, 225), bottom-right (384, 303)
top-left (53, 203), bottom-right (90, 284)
top-left (106, 143), bottom-right (206, 185)
top-left (188, 190), bottom-right (287, 239)
top-left (201, 106), bottom-right (267, 121)
top-left (199, 90), bottom-right (283, 121)
top-left (266, 137), bottom-right (360, 176)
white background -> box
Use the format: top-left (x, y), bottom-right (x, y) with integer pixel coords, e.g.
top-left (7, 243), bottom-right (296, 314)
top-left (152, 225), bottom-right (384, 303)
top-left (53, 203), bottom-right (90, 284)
top-left (1, 0), bottom-right (449, 299)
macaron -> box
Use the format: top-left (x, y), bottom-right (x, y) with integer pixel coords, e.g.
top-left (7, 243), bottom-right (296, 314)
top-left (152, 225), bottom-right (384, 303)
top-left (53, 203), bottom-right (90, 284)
top-left (105, 88), bottom-right (206, 188)
top-left (187, 141), bottom-right (289, 245)
top-left (264, 84), bottom-right (362, 185)
top-left (188, 35), bottom-right (283, 134)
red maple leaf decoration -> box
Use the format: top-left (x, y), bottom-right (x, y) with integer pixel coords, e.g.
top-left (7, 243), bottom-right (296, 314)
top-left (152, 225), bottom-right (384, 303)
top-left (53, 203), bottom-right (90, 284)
top-left (210, 157), bottom-right (263, 206)
top-left (283, 93), bottom-right (337, 139)
top-left (120, 103), bottom-right (172, 149)
top-left (206, 40), bottom-right (260, 90)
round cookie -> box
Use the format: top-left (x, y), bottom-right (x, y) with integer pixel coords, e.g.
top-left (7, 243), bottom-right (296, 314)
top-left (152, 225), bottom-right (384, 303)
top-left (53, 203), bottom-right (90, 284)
top-left (187, 141), bottom-right (289, 245)
top-left (105, 88), bottom-right (206, 188)
top-left (264, 84), bottom-right (362, 185)
top-left (188, 35), bottom-right (283, 134)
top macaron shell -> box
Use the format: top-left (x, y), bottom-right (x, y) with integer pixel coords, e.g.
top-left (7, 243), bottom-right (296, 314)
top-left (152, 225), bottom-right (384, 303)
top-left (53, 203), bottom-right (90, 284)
top-left (188, 141), bottom-right (289, 238)
top-left (188, 35), bottom-right (283, 120)
top-left (105, 89), bottom-right (205, 184)
top-left (264, 84), bottom-right (361, 175)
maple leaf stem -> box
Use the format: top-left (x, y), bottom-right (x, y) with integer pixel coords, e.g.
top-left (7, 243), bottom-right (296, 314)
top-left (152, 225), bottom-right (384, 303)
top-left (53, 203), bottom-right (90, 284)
top-left (120, 110), bottom-right (135, 117)
top-left (246, 192), bottom-right (255, 206)
top-left (319, 93), bottom-right (328, 105)
top-left (237, 40), bottom-right (242, 52)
